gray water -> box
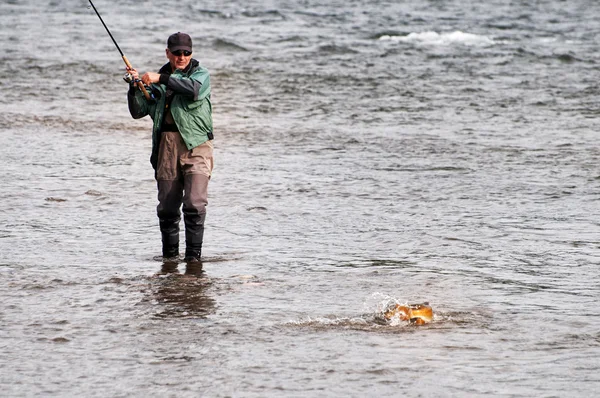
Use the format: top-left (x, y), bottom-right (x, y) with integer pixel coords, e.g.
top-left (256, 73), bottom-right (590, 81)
top-left (1, 0), bottom-right (600, 396)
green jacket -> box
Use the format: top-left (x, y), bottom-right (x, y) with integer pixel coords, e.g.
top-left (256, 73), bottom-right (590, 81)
top-left (128, 59), bottom-right (212, 169)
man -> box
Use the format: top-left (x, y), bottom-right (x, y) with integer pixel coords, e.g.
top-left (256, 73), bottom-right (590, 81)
top-left (127, 32), bottom-right (214, 264)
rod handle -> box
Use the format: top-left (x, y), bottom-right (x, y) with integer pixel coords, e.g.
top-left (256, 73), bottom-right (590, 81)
top-left (122, 55), bottom-right (152, 101)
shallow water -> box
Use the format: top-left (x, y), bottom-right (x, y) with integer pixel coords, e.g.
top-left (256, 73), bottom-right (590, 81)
top-left (1, 0), bottom-right (600, 396)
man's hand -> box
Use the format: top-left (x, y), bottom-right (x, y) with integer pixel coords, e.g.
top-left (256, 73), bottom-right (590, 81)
top-left (141, 72), bottom-right (161, 86)
top-left (126, 66), bottom-right (139, 81)
top-left (125, 66), bottom-right (154, 101)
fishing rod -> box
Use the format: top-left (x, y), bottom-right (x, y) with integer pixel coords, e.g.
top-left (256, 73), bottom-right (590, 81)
top-left (88, 0), bottom-right (153, 101)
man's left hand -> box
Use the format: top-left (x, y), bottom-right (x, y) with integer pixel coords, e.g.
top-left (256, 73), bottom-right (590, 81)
top-left (141, 72), bottom-right (161, 86)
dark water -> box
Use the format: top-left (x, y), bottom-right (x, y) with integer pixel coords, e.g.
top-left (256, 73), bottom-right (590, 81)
top-left (1, 0), bottom-right (600, 396)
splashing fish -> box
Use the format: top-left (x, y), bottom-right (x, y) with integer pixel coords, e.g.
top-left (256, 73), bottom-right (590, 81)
top-left (383, 302), bottom-right (433, 325)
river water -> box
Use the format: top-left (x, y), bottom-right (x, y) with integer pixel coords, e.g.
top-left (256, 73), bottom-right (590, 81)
top-left (1, 0), bottom-right (600, 396)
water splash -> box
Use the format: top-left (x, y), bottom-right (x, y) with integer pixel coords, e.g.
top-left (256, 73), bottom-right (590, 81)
top-left (379, 31), bottom-right (495, 46)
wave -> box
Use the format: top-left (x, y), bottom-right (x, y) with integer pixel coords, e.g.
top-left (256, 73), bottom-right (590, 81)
top-left (212, 38), bottom-right (249, 52)
top-left (241, 9), bottom-right (286, 20)
top-left (379, 31), bottom-right (495, 46)
top-left (195, 9), bottom-right (233, 19)
top-left (0, 112), bottom-right (148, 133)
top-left (318, 44), bottom-right (358, 55)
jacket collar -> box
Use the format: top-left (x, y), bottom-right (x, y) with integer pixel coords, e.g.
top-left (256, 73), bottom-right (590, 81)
top-left (159, 58), bottom-right (200, 76)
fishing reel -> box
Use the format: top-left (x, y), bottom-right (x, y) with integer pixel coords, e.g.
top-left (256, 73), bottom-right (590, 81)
top-left (123, 72), bottom-right (134, 84)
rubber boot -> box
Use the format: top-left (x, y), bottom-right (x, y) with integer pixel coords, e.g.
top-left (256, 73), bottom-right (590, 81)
top-left (184, 212), bottom-right (205, 262)
top-left (157, 179), bottom-right (184, 261)
top-left (160, 218), bottom-right (180, 260)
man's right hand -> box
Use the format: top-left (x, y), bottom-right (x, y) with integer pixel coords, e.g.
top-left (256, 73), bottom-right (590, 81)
top-left (126, 66), bottom-right (139, 81)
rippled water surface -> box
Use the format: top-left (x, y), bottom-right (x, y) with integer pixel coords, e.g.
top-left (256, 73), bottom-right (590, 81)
top-left (1, 0), bottom-right (600, 396)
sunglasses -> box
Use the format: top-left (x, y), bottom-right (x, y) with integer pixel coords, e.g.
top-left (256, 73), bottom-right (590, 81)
top-left (171, 50), bottom-right (192, 57)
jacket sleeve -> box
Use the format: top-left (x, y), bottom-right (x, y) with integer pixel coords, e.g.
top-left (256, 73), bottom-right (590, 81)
top-left (159, 68), bottom-right (210, 101)
top-left (127, 84), bottom-right (150, 119)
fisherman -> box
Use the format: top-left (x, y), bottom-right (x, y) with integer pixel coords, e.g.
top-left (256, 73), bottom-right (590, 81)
top-left (127, 32), bottom-right (214, 264)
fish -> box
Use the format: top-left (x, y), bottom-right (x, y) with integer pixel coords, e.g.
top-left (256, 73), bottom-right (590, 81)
top-left (383, 302), bottom-right (433, 325)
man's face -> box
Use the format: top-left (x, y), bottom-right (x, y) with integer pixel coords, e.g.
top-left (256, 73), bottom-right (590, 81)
top-left (166, 49), bottom-right (192, 71)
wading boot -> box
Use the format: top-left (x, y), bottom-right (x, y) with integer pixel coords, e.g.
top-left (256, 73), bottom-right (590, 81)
top-left (160, 218), bottom-right (180, 262)
top-left (184, 212), bottom-right (205, 263)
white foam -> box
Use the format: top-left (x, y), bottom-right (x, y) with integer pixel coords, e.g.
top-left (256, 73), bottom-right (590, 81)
top-left (380, 31), bottom-right (494, 46)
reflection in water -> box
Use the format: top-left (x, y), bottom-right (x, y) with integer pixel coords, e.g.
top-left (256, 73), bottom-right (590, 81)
top-left (150, 262), bottom-right (216, 319)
